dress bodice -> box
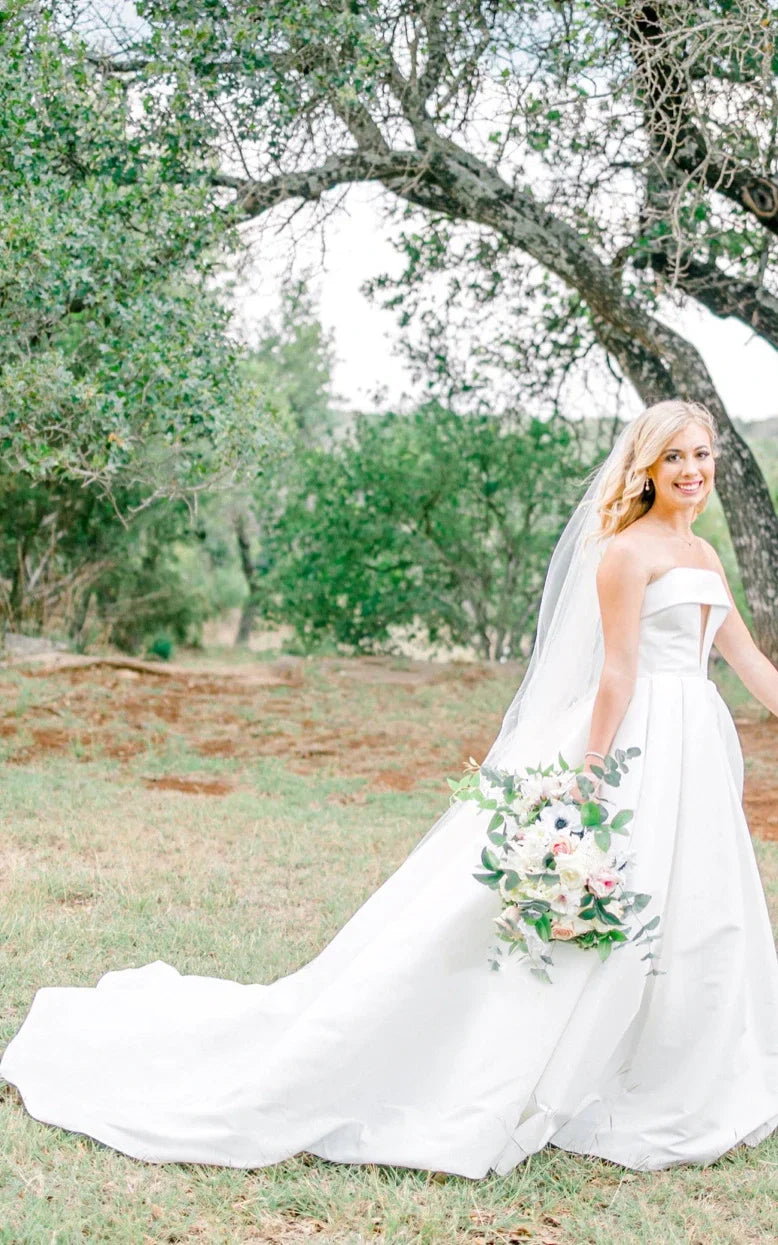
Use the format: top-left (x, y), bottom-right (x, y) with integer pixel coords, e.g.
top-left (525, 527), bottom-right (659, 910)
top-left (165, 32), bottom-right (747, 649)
top-left (638, 566), bottom-right (730, 677)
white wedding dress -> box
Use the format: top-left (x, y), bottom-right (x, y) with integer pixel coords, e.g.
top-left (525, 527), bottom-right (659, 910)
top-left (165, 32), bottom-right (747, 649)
top-left (2, 565), bottom-right (778, 1175)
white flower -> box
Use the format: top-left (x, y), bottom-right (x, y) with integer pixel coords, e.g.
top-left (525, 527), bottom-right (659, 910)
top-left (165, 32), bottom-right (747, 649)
top-left (520, 774), bottom-right (546, 805)
top-left (538, 801), bottom-right (583, 838)
top-left (550, 890), bottom-right (580, 917)
top-left (522, 881), bottom-right (556, 902)
top-left (557, 852), bottom-right (590, 891)
top-left (505, 838), bottom-right (544, 874)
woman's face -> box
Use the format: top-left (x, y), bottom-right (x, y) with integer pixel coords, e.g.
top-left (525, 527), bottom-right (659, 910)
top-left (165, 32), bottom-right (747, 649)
top-left (649, 421), bottom-right (715, 511)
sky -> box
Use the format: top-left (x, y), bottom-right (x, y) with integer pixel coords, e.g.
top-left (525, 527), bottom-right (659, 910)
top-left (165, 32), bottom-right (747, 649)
top-left (84, 2), bottom-right (778, 424)
top-left (233, 185), bottom-right (778, 422)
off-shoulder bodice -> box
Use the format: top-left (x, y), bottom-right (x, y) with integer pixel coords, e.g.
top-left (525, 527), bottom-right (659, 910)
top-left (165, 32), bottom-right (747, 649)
top-left (638, 566), bottom-right (730, 677)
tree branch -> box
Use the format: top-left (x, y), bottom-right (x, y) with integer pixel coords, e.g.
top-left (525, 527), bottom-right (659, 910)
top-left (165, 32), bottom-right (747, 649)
top-left (636, 248), bottom-right (778, 351)
top-left (212, 149), bottom-right (429, 215)
top-left (622, 2), bottom-right (778, 235)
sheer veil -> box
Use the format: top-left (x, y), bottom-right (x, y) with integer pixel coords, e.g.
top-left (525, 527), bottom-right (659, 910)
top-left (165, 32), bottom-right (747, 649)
top-left (411, 420), bottom-right (630, 853)
top-left (482, 421), bottom-right (629, 770)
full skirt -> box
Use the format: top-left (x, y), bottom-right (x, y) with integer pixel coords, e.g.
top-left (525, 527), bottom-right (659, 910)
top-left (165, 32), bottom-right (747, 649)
top-left (2, 672), bottom-right (778, 1176)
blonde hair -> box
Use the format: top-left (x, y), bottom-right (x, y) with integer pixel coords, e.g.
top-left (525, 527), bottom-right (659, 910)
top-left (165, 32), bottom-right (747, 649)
top-left (594, 400), bottom-right (718, 539)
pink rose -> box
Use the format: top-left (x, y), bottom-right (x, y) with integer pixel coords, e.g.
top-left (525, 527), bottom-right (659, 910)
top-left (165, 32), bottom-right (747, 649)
top-left (551, 837), bottom-right (573, 856)
top-left (588, 870), bottom-right (618, 899)
top-left (551, 922), bottom-right (578, 941)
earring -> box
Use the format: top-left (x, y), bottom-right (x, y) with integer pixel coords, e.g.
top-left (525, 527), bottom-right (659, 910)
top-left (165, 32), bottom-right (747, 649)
top-left (642, 476), bottom-right (653, 497)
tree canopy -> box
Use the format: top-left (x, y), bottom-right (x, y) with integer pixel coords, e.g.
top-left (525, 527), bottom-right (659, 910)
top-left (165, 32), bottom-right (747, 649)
top-left (78, 0), bottom-right (778, 653)
top-left (0, 10), bottom-right (286, 505)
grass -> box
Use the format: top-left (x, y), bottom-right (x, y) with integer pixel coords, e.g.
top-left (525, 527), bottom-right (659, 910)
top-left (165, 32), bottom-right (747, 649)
top-left (0, 654), bottom-right (777, 1243)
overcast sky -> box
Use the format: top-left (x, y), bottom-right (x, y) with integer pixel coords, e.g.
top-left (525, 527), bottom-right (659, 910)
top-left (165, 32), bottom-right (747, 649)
top-left (233, 185), bottom-right (778, 423)
top-left (86, 3), bottom-right (778, 424)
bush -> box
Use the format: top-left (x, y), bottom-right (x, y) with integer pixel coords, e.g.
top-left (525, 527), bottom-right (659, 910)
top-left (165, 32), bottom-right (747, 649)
top-left (256, 404), bottom-right (606, 660)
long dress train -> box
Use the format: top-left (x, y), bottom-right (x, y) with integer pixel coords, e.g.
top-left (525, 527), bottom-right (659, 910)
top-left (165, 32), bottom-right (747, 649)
top-left (2, 566), bottom-right (778, 1176)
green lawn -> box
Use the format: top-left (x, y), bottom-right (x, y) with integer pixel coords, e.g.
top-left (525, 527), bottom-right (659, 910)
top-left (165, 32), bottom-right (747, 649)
top-left (0, 657), bottom-right (776, 1244)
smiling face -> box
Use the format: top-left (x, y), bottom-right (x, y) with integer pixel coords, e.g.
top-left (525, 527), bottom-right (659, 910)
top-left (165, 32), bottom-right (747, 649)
top-left (648, 420), bottom-right (715, 513)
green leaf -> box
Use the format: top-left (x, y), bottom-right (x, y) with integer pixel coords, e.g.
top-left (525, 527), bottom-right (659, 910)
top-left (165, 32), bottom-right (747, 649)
top-left (481, 847), bottom-right (500, 871)
top-left (473, 871), bottom-right (501, 889)
top-left (610, 809), bottom-right (633, 831)
top-left (580, 800), bottom-right (603, 826)
top-left (596, 905), bottom-right (622, 926)
top-left (488, 812), bottom-right (505, 832)
top-left (535, 913), bottom-right (552, 942)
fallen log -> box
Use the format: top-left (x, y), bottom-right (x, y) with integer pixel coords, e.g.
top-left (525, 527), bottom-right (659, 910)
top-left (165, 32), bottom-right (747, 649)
top-left (0, 651), bottom-right (304, 687)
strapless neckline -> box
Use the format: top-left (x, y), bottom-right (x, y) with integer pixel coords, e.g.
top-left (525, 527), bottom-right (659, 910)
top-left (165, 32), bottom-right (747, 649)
top-left (646, 565), bottom-right (725, 591)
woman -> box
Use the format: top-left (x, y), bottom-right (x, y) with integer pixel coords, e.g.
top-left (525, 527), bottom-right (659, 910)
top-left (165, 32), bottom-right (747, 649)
top-left (2, 399), bottom-right (778, 1176)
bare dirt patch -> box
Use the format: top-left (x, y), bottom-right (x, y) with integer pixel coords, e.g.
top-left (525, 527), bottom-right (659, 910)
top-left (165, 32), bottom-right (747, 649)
top-left (0, 655), bottom-right (776, 837)
top-left (141, 775), bottom-right (235, 796)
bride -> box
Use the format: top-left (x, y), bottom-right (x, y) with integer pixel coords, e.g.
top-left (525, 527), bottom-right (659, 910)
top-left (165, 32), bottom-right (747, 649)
top-left (3, 399), bottom-right (778, 1177)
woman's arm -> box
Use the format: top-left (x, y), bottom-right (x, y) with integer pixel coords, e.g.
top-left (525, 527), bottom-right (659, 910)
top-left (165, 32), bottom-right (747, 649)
top-left (709, 552), bottom-right (778, 718)
top-left (583, 540), bottom-right (649, 769)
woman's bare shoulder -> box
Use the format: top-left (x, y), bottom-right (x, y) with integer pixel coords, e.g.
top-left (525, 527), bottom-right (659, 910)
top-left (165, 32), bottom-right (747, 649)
top-left (695, 535), bottom-right (724, 570)
top-left (597, 528), bottom-right (653, 590)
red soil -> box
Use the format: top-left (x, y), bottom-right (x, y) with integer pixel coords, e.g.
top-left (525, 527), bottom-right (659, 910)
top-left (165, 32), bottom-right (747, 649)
top-left (0, 659), bottom-right (775, 839)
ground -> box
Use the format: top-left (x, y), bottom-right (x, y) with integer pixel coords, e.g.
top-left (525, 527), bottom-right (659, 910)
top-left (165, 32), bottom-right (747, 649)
top-left (0, 650), bottom-right (776, 1244)
top-left (1, 651), bottom-right (776, 838)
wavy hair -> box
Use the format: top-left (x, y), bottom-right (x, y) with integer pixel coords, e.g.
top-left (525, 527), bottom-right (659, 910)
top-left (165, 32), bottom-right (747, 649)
top-left (593, 400), bottom-right (719, 540)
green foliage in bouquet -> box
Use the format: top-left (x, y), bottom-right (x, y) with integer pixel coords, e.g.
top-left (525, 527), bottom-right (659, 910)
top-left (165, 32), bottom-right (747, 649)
top-left (449, 749), bottom-right (662, 982)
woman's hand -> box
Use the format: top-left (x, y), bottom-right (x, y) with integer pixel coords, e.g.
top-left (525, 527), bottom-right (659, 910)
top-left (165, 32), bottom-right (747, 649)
top-left (571, 767), bottom-right (603, 805)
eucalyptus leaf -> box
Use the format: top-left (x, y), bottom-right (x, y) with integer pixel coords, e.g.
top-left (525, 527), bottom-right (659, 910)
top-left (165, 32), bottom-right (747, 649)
top-left (481, 847), bottom-right (501, 872)
top-left (580, 800), bottom-right (603, 826)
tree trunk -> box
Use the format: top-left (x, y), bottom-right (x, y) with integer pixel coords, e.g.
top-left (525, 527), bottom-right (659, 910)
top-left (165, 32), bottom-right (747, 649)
top-left (231, 135), bottom-right (778, 660)
top-left (70, 586), bottom-right (94, 648)
top-left (234, 509), bottom-right (266, 647)
top-left (399, 143), bottom-right (778, 661)
top-left (595, 318), bottom-right (778, 660)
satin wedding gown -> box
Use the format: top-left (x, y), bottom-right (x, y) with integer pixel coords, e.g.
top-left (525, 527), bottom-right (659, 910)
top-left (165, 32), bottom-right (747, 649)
top-left (3, 565), bottom-right (778, 1175)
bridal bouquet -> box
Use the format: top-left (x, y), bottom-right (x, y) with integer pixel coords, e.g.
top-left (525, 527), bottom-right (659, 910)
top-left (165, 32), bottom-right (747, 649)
top-left (449, 749), bottom-right (661, 982)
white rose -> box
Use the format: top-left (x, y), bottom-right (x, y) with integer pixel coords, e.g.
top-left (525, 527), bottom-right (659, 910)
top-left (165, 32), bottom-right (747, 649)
top-left (557, 852), bottom-right (589, 891)
top-left (588, 868), bottom-right (619, 899)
